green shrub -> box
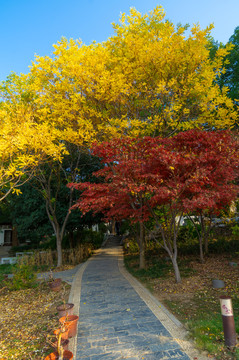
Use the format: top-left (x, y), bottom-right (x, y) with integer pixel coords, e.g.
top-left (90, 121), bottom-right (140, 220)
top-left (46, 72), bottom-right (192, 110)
top-left (177, 223), bottom-right (200, 254)
top-left (7, 262), bottom-right (37, 291)
top-left (177, 222), bottom-right (200, 243)
top-left (232, 224), bottom-right (239, 238)
top-left (208, 237), bottom-right (239, 253)
top-left (123, 237), bottom-right (139, 254)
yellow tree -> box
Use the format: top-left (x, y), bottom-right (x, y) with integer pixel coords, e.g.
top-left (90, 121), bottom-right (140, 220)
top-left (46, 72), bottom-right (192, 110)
top-left (24, 39), bottom-right (132, 266)
top-left (1, 72), bottom-right (85, 267)
top-left (29, 38), bottom-right (129, 142)
top-left (103, 6), bottom-right (238, 136)
top-left (27, 42), bottom-right (115, 265)
top-left (29, 7), bottom-right (237, 141)
top-left (0, 74), bottom-right (66, 201)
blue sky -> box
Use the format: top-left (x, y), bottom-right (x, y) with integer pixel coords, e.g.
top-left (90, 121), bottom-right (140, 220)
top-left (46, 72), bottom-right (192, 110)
top-left (1, 0), bottom-right (238, 82)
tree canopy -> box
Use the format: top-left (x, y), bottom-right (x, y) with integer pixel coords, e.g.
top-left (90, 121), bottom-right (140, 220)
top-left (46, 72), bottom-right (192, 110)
top-left (0, 73), bottom-right (67, 200)
top-left (69, 130), bottom-right (239, 282)
top-left (26, 6), bottom-right (238, 141)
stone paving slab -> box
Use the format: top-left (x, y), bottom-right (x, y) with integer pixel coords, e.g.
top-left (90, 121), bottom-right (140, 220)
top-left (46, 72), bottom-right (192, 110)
top-left (74, 248), bottom-right (196, 360)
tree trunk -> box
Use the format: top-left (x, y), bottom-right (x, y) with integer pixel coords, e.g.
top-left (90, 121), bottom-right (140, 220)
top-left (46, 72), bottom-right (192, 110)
top-left (111, 219), bottom-right (116, 235)
top-left (56, 228), bottom-right (63, 267)
top-left (199, 236), bottom-right (204, 263)
top-left (171, 255), bottom-right (181, 283)
top-left (139, 222), bottom-right (145, 269)
top-left (204, 235), bottom-right (209, 255)
top-left (45, 193), bottom-right (72, 267)
top-left (200, 215), bottom-right (208, 256)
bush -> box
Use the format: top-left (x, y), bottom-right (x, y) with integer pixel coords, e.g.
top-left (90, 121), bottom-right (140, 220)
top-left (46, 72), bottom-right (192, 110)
top-left (232, 224), bottom-right (239, 238)
top-left (208, 237), bottom-right (239, 253)
top-left (177, 222), bottom-right (200, 243)
top-left (177, 223), bottom-right (200, 254)
top-left (7, 262), bottom-right (37, 291)
top-left (123, 237), bottom-right (139, 254)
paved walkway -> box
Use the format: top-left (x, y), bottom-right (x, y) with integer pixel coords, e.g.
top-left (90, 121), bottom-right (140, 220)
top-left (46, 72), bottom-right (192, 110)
top-left (68, 237), bottom-right (208, 360)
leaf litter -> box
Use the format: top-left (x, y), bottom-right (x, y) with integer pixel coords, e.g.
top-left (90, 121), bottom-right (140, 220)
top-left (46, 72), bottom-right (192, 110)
top-left (0, 281), bottom-right (70, 359)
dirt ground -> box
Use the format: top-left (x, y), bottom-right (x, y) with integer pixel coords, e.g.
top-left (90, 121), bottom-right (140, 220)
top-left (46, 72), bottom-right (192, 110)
top-left (152, 254), bottom-right (239, 301)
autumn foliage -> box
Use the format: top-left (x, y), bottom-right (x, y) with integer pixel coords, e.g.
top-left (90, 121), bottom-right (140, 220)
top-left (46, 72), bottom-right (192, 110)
top-left (69, 130), bottom-right (239, 282)
top-left (1, 6), bottom-right (238, 267)
top-left (26, 6), bottom-right (238, 143)
top-left (70, 130), bottom-right (239, 220)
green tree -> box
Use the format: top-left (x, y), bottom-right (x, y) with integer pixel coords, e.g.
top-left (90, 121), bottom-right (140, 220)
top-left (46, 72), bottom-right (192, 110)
top-left (221, 26), bottom-right (239, 104)
top-left (211, 27), bottom-right (239, 106)
top-left (8, 183), bottom-right (52, 245)
top-left (7, 150), bottom-right (102, 254)
top-left (31, 147), bottom-right (102, 265)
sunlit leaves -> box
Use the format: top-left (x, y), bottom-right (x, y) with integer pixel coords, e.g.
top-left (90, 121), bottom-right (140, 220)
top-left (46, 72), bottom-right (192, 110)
top-left (0, 70), bottom-right (70, 201)
top-left (23, 6), bottom-right (238, 146)
top-left (70, 130), bottom-right (239, 223)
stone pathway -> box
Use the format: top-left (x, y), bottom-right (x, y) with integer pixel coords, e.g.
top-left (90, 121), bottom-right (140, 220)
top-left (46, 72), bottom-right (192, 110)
top-left (74, 237), bottom-right (193, 360)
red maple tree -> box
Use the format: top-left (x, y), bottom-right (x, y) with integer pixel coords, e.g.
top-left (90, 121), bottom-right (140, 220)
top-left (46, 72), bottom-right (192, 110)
top-left (68, 130), bottom-right (239, 283)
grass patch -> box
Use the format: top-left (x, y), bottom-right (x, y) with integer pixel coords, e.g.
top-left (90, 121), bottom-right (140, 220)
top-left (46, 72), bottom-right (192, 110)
top-left (0, 263), bottom-right (16, 284)
top-left (0, 263), bottom-right (15, 274)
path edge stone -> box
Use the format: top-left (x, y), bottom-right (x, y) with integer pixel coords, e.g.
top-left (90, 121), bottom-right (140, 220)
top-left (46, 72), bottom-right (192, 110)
top-left (67, 249), bottom-right (103, 356)
top-left (67, 260), bottom-right (88, 357)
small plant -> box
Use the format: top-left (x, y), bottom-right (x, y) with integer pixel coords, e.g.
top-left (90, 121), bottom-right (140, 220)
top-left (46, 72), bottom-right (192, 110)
top-left (48, 269), bottom-right (55, 283)
top-left (49, 321), bottom-right (69, 360)
top-left (56, 330), bottom-right (64, 360)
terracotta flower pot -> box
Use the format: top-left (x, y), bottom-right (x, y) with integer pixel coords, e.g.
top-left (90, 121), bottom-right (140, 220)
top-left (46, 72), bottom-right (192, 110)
top-left (57, 303), bottom-right (74, 318)
top-left (49, 278), bottom-right (62, 292)
top-left (53, 328), bottom-right (69, 340)
top-left (59, 315), bottom-right (79, 338)
top-left (44, 350), bottom-right (73, 360)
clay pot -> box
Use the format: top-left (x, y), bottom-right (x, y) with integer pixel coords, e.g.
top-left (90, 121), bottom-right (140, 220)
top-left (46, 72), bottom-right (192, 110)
top-left (59, 315), bottom-right (79, 338)
top-left (57, 303), bottom-right (74, 318)
top-left (53, 328), bottom-right (69, 341)
top-left (44, 350), bottom-right (73, 360)
top-left (52, 339), bottom-right (69, 351)
top-left (49, 278), bottom-right (62, 292)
